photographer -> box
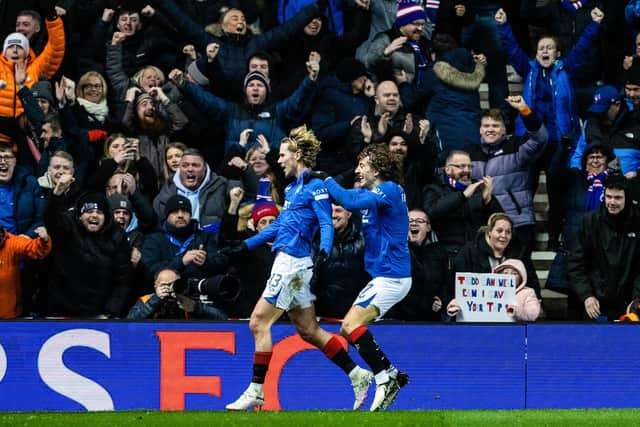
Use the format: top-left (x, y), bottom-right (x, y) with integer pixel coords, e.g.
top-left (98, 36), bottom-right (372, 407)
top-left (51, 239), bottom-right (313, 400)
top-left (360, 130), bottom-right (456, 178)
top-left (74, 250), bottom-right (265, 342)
top-left (126, 268), bottom-right (227, 320)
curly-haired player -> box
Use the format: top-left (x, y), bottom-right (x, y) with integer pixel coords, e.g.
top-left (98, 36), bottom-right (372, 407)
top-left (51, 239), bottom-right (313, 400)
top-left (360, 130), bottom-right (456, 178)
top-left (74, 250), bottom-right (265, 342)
top-left (221, 125), bottom-right (373, 411)
top-left (316, 143), bottom-right (412, 411)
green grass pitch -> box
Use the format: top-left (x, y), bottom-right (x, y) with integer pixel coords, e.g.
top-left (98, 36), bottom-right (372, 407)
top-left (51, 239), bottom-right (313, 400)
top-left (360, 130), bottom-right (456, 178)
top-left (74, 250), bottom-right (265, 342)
top-left (1, 409), bottom-right (639, 427)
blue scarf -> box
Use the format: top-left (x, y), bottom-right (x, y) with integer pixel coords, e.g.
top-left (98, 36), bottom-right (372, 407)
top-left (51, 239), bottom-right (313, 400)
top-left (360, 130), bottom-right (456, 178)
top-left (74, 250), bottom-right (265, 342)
top-left (425, 1), bottom-right (440, 26)
top-left (165, 232), bottom-right (196, 256)
top-left (585, 170), bottom-right (608, 211)
top-left (407, 40), bottom-right (428, 82)
top-left (448, 176), bottom-right (468, 191)
top-left (256, 176), bottom-right (273, 202)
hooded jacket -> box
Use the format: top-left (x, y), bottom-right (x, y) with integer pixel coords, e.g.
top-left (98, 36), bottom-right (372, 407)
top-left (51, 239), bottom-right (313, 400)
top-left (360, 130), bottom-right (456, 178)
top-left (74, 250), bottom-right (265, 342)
top-left (493, 258), bottom-right (540, 322)
top-left (400, 48), bottom-right (485, 156)
top-left (153, 165), bottom-right (256, 230)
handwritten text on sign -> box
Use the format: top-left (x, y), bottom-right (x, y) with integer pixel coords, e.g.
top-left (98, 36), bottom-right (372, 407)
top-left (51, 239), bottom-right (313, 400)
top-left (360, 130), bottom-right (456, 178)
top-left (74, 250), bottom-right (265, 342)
top-left (455, 273), bottom-right (516, 322)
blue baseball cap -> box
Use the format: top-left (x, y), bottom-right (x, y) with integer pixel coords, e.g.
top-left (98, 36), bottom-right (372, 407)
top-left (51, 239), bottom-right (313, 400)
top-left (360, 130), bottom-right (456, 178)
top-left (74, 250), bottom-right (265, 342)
top-left (588, 86), bottom-right (621, 114)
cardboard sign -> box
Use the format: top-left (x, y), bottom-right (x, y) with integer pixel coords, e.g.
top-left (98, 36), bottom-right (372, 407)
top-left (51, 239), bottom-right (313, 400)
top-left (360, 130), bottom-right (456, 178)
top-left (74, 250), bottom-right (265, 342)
top-left (454, 272), bottom-right (517, 322)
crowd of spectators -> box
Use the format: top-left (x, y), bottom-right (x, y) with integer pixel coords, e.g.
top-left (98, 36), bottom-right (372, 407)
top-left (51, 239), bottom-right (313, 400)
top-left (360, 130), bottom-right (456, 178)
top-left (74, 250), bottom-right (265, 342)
top-left (1, 0), bottom-right (640, 322)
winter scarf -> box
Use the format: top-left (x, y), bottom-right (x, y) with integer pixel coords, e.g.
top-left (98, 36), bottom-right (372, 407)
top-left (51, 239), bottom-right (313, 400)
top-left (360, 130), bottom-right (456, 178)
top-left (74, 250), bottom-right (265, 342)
top-left (407, 40), bottom-right (428, 82)
top-left (448, 176), bottom-right (468, 191)
top-left (585, 170), bottom-right (608, 211)
top-left (77, 98), bottom-right (109, 124)
top-left (562, 0), bottom-right (588, 12)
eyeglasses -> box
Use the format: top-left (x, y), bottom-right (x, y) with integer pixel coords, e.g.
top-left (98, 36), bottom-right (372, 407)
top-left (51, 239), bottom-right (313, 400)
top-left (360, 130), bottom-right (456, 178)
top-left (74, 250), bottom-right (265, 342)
top-left (447, 163), bottom-right (472, 170)
top-left (409, 218), bottom-right (430, 224)
top-left (0, 154), bottom-right (16, 163)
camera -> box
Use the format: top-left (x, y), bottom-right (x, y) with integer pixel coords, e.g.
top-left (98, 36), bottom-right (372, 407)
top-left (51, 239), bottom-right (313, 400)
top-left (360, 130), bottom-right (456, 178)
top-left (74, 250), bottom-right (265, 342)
top-left (171, 274), bottom-right (240, 302)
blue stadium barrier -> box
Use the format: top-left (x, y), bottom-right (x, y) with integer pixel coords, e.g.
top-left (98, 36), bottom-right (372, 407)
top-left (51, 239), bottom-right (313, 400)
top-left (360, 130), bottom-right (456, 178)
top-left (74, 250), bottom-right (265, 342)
top-left (0, 322), bottom-right (637, 411)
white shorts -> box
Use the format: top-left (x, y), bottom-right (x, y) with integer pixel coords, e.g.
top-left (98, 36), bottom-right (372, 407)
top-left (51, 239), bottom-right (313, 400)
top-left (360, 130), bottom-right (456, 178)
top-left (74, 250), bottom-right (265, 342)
top-left (262, 251), bottom-right (315, 311)
top-left (353, 276), bottom-right (412, 319)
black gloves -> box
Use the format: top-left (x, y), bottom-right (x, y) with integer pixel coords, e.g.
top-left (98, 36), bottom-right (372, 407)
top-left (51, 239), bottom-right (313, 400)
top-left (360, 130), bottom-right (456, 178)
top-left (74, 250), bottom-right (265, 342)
top-left (219, 240), bottom-right (248, 257)
top-left (303, 170), bottom-right (330, 184)
top-left (39, 0), bottom-right (58, 20)
top-left (313, 249), bottom-right (328, 271)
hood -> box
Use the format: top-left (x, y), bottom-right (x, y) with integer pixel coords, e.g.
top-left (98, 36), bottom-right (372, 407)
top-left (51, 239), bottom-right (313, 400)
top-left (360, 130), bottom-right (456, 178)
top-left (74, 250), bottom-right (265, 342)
top-left (433, 48), bottom-right (485, 91)
top-left (493, 258), bottom-right (527, 291)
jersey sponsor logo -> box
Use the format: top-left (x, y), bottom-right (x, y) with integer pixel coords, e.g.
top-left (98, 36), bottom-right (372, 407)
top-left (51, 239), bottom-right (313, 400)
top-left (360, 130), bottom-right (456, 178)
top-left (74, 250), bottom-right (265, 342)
top-left (312, 187), bottom-right (329, 200)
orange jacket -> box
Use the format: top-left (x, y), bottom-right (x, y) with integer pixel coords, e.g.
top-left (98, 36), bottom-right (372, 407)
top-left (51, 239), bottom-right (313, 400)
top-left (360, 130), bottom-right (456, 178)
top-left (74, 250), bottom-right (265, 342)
top-left (0, 17), bottom-right (65, 120)
top-left (0, 233), bottom-right (52, 318)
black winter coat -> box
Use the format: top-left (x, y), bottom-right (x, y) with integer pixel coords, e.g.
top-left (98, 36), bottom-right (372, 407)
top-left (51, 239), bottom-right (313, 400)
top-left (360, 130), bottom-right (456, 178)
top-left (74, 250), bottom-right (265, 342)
top-left (219, 212), bottom-right (276, 318)
top-left (311, 221), bottom-right (369, 318)
top-left (568, 203), bottom-right (640, 318)
top-left (423, 173), bottom-right (502, 259)
top-left (386, 237), bottom-right (449, 321)
top-left (44, 193), bottom-right (133, 317)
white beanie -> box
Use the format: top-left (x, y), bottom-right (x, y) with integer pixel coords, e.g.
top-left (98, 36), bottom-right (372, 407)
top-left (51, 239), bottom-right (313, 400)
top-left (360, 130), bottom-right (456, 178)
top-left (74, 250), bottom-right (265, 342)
top-left (3, 33), bottom-right (29, 53)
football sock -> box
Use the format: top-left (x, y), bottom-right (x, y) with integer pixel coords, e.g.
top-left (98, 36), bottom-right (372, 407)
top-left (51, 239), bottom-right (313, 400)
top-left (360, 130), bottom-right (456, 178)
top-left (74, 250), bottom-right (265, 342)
top-left (251, 351), bottom-right (272, 384)
top-left (349, 326), bottom-right (388, 377)
top-left (322, 335), bottom-right (357, 374)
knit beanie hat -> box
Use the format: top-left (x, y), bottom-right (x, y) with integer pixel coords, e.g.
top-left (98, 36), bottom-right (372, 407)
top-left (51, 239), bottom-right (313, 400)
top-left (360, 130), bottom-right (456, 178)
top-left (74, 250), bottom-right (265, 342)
top-left (243, 71), bottom-right (270, 93)
top-left (77, 192), bottom-right (109, 216)
top-left (31, 80), bottom-right (54, 105)
top-left (396, 0), bottom-right (427, 27)
top-left (135, 92), bottom-right (153, 107)
top-left (165, 195), bottom-right (192, 218)
top-left (626, 61), bottom-right (640, 86)
top-left (3, 32), bottom-right (29, 53)
top-left (335, 58), bottom-right (367, 83)
top-left (108, 194), bottom-right (133, 214)
top-left (252, 202), bottom-right (279, 225)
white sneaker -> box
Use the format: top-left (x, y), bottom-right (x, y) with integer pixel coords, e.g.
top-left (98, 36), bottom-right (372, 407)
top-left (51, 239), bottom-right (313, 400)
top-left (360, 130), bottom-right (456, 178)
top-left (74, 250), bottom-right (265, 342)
top-left (370, 378), bottom-right (401, 412)
top-left (370, 382), bottom-right (388, 412)
top-left (225, 386), bottom-right (264, 411)
top-left (350, 367), bottom-right (374, 410)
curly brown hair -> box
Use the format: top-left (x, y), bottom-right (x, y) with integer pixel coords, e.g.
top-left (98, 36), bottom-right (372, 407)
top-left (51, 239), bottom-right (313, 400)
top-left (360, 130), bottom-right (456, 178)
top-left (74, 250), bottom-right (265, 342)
top-left (281, 125), bottom-right (321, 168)
top-left (358, 143), bottom-right (403, 184)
